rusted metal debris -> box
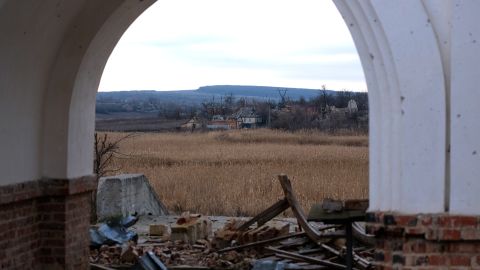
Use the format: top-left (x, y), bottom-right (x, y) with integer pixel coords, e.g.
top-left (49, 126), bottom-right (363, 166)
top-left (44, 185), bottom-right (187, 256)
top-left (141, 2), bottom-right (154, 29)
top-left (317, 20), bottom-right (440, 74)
top-left (90, 174), bottom-right (374, 270)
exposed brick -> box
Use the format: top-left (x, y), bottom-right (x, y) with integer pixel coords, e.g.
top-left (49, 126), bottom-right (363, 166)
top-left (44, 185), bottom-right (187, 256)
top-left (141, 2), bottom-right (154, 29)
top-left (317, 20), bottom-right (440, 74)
top-left (439, 229), bottom-right (461, 240)
top-left (437, 216), bottom-right (455, 227)
top-left (404, 226), bottom-right (426, 235)
top-left (427, 254), bottom-right (446, 265)
top-left (395, 215), bottom-right (418, 227)
top-left (450, 255), bottom-right (472, 266)
top-left (0, 176), bottom-right (95, 270)
top-left (369, 212), bottom-right (480, 269)
top-left (425, 242), bottom-right (447, 253)
top-left (448, 242), bottom-right (480, 253)
top-left (453, 216), bottom-right (477, 228)
top-left (461, 228), bottom-right (480, 240)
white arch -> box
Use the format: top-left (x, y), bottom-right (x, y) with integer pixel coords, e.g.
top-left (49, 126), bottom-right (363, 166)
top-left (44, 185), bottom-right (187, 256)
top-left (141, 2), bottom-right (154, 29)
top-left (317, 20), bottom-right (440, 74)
top-left (41, 0), bottom-right (156, 178)
top-left (0, 0), bottom-right (450, 214)
top-left (335, 1), bottom-right (447, 212)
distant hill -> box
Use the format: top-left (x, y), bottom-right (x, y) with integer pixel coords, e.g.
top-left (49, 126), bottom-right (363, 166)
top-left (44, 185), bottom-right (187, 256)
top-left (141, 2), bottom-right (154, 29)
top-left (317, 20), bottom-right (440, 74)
top-left (196, 85), bottom-right (334, 101)
top-left (96, 85), bottom-right (334, 106)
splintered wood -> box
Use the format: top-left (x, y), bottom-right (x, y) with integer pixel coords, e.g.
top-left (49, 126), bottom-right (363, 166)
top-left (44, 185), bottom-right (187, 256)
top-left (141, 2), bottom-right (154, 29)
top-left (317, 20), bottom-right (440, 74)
top-left (90, 174), bottom-right (374, 270)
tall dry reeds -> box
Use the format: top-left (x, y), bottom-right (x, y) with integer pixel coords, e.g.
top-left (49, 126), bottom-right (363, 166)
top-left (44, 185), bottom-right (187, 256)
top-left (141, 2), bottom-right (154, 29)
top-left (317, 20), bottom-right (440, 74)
top-left (104, 129), bottom-right (369, 216)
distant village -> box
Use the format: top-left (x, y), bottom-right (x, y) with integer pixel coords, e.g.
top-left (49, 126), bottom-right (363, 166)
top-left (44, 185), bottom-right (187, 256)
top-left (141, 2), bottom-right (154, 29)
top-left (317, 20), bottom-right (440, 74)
top-left (180, 90), bottom-right (368, 133)
top-left (95, 88), bottom-right (369, 133)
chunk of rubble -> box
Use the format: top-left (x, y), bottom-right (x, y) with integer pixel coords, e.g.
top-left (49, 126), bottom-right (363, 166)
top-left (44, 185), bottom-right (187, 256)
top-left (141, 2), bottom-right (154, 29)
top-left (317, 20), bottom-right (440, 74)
top-left (170, 212), bottom-right (213, 244)
top-left (90, 174), bottom-right (375, 270)
top-left (214, 219), bottom-right (290, 249)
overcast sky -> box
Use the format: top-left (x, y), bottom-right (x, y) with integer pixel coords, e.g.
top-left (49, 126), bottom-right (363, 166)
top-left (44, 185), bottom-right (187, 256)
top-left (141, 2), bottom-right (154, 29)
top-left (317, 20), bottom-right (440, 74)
top-left (98, 0), bottom-right (366, 92)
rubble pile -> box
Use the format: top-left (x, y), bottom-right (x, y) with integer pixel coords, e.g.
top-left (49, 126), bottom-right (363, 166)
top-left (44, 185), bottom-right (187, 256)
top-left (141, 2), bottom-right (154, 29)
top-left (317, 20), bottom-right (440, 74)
top-left (90, 175), bottom-right (375, 270)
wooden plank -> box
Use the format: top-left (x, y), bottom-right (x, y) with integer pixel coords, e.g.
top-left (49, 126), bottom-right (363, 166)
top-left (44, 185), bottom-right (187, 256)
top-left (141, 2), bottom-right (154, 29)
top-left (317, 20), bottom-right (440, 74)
top-left (218, 224), bottom-right (339, 253)
top-left (298, 248), bottom-right (323, 255)
top-left (278, 174), bottom-right (323, 243)
top-left (236, 198), bottom-right (289, 231)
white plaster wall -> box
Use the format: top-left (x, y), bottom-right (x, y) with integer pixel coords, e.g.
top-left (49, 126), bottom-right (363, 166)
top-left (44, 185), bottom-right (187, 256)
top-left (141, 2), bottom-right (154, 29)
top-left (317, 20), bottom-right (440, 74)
top-left (335, 1), bottom-right (447, 213)
top-left (450, 0), bottom-right (480, 215)
top-left (0, 0), bottom-right (85, 184)
top-left (378, 1), bottom-right (446, 213)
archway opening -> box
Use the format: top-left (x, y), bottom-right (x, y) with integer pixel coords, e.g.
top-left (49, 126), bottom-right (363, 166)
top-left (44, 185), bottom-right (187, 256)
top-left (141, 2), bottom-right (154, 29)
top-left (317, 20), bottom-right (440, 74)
top-left (95, 0), bottom-right (369, 217)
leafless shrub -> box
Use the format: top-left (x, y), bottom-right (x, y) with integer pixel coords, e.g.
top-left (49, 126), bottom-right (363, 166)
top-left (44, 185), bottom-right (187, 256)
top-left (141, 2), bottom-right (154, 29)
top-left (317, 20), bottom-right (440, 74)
top-left (93, 132), bottom-right (135, 178)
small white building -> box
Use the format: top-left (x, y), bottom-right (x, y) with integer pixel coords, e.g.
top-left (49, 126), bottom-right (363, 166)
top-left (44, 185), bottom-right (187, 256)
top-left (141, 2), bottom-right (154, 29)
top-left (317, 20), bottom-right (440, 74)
top-left (231, 107), bottom-right (262, 128)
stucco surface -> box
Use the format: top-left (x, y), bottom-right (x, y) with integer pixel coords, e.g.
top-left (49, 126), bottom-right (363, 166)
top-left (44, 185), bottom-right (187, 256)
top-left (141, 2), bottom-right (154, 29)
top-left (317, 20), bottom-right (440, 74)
top-left (96, 174), bottom-right (168, 219)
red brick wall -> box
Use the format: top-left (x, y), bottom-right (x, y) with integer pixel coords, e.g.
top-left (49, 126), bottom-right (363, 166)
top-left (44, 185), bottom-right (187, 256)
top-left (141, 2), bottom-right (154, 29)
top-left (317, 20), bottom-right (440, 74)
top-left (0, 198), bottom-right (40, 269)
top-left (0, 176), bottom-right (96, 270)
top-left (367, 212), bottom-right (480, 269)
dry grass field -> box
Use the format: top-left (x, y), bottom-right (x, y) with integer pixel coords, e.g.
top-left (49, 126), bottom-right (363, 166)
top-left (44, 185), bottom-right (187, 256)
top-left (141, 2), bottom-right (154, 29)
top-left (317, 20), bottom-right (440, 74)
top-left (105, 129), bottom-right (369, 217)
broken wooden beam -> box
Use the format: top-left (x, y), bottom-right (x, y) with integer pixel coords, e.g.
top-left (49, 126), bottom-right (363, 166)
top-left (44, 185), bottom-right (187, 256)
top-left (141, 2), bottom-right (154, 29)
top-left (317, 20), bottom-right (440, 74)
top-left (218, 224), bottom-right (339, 253)
top-left (278, 174), bottom-right (323, 243)
top-left (236, 198), bottom-right (290, 231)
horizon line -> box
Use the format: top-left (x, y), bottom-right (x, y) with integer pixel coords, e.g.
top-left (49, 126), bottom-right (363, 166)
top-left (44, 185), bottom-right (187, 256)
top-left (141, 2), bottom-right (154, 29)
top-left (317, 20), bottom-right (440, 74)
top-left (98, 84), bottom-right (368, 93)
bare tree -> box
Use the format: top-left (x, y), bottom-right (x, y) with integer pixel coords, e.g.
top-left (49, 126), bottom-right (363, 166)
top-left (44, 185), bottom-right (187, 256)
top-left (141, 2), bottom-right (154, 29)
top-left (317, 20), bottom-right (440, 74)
top-left (93, 133), bottom-right (134, 178)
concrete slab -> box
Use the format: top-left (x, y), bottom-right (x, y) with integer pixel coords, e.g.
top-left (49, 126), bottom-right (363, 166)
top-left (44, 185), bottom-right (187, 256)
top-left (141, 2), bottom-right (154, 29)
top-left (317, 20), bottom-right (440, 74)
top-left (97, 174), bottom-right (168, 220)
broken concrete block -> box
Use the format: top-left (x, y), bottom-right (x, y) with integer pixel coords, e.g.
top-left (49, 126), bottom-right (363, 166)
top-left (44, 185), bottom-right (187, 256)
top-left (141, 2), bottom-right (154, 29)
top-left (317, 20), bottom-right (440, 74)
top-left (171, 214), bottom-right (212, 244)
top-left (96, 174), bottom-right (168, 220)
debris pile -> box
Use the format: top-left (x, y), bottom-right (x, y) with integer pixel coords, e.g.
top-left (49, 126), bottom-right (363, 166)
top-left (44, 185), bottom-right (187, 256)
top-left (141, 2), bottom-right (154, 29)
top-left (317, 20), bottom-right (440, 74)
top-left (90, 174), bottom-right (375, 270)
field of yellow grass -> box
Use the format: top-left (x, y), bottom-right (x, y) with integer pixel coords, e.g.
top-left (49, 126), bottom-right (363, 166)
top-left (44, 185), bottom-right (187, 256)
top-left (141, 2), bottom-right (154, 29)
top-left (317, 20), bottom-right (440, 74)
top-left (106, 129), bottom-right (369, 217)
